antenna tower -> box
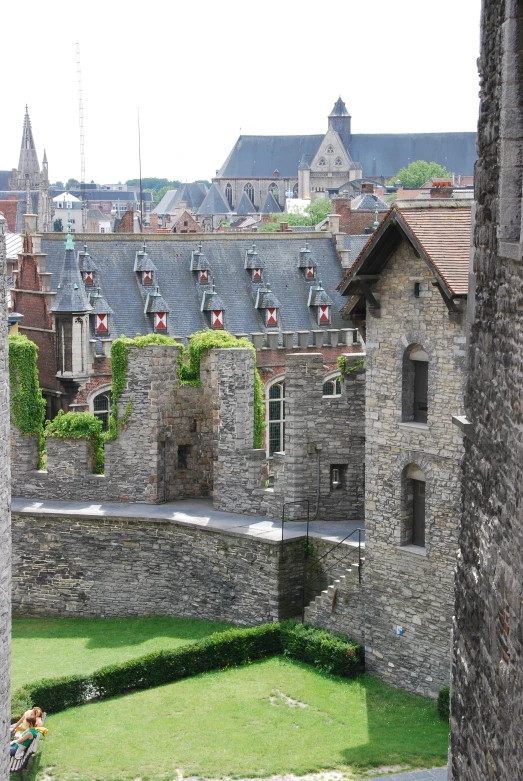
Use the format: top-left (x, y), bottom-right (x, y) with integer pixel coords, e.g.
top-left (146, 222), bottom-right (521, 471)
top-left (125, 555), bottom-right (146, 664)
top-left (75, 43), bottom-right (87, 231)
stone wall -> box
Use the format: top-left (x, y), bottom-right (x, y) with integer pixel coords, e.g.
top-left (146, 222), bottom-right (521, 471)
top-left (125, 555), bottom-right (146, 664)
top-left (264, 352), bottom-right (365, 522)
top-left (0, 211), bottom-right (12, 779)
top-left (11, 510), bottom-right (306, 625)
top-left (449, 2), bottom-right (523, 778)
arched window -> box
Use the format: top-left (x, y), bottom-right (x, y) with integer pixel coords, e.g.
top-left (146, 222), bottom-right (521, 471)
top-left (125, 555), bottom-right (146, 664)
top-left (402, 464), bottom-right (426, 547)
top-left (225, 183), bottom-right (233, 209)
top-left (244, 182), bottom-right (255, 204)
top-left (268, 182), bottom-right (279, 204)
top-left (266, 379), bottom-right (285, 455)
top-left (293, 183), bottom-right (299, 198)
top-left (322, 376), bottom-right (342, 397)
top-left (318, 158), bottom-right (327, 167)
top-left (92, 390), bottom-right (112, 431)
top-left (402, 344), bottom-right (428, 423)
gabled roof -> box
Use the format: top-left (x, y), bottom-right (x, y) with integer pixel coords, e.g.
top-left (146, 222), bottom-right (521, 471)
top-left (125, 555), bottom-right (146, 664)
top-left (78, 245), bottom-right (98, 273)
top-left (89, 288), bottom-right (114, 315)
top-left (353, 193), bottom-right (389, 211)
top-left (297, 240), bottom-right (316, 269)
top-left (338, 206), bottom-right (472, 298)
top-left (244, 243), bottom-right (264, 270)
top-left (308, 282), bottom-right (333, 307)
top-left (235, 191), bottom-right (257, 215)
top-left (197, 184), bottom-right (231, 215)
top-left (152, 182), bottom-right (208, 214)
top-left (145, 287), bottom-right (169, 314)
top-left (201, 286), bottom-right (225, 312)
top-left (218, 135), bottom-right (324, 178)
top-left (190, 243), bottom-right (209, 271)
top-left (134, 244), bottom-right (158, 272)
top-left (261, 190), bottom-right (282, 214)
top-left (255, 285), bottom-right (280, 309)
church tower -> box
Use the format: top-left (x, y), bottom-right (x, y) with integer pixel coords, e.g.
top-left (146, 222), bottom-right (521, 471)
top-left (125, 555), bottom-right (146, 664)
top-left (10, 106), bottom-right (42, 190)
top-left (38, 149), bottom-right (52, 232)
top-left (328, 97), bottom-right (352, 154)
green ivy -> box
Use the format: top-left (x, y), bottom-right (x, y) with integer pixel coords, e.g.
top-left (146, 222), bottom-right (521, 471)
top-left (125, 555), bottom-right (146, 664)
top-left (107, 333), bottom-right (181, 441)
top-left (178, 329), bottom-right (265, 449)
top-left (8, 335), bottom-right (46, 467)
top-left (337, 356), bottom-right (365, 376)
top-left (45, 411), bottom-right (105, 474)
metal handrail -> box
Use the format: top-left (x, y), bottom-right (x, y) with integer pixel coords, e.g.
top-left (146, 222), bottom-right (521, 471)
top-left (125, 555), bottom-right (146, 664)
top-left (303, 527), bottom-right (364, 576)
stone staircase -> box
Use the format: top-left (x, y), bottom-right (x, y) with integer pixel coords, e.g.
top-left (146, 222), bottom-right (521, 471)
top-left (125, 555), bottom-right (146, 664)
top-left (304, 555), bottom-right (364, 622)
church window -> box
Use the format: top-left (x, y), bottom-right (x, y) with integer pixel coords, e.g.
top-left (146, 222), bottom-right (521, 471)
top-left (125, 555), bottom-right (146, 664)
top-left (326, 145), bottom-right (335, 154)
top-left (334, 157), bottom-right (343, 166)
top-left (323, 376), bottom-right (341, 396)
top-left (92, 391), bottom-right (112, 431)
top-left (244, 182), bottom-right (255, 204)
top-left (402, 344), bottom-right (429, 423)
top-left (266, 380), bottom-right (285, 456)
top-left (225, 183), bottom-right (233, 209)
top-left (318, 158), bottom-right (327, 166)
top-left (211, 309), bottom-right (224, 328)
top-left (155, 312), bottom-right (167, 331)
top-left (269, 183), bottom-right (280, 204)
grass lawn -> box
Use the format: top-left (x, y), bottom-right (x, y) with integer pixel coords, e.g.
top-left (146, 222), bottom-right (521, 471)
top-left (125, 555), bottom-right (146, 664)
top-left (12, 617), bottom-right (234, 691)
top-left (34, 657), bottom-right (448, 781)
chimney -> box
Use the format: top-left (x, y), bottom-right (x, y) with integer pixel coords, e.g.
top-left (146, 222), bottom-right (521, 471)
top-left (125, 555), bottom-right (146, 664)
top-left (280, 221), bottom-right (289, 232)
top-left (361, 182), bottom-right (374, 195)
top-left (327, 213), bottom-right (340, 233)
top-left (332, 195), bottom-right (352, 233)
top-left (24, 214), bottom-right (37, 235)
top-left (149, 214), bottom-right (159, 231)
top-left (430, 178), bottom-right (453, 199)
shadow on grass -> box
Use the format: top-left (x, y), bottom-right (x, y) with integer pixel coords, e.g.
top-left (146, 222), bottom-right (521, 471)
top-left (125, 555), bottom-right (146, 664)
top-left (12, 616), bottom-right (235, 649)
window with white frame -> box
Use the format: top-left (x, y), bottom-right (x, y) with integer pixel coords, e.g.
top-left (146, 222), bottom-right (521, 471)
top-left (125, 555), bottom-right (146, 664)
top-left (322, 375), bottom-right (342, 396)
top-left (92, 390), bottom-right (112, 431)
top-left (266, 380), bottom-right (285, 455)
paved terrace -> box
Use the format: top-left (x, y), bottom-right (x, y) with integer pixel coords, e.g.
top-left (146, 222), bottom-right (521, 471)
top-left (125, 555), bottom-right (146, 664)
top-left (12, 497), bottom-right (364, 546)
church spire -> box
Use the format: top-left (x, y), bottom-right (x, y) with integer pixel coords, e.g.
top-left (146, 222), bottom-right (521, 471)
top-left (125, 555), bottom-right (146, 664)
top-left (14, 106), bottom-right (41, 188)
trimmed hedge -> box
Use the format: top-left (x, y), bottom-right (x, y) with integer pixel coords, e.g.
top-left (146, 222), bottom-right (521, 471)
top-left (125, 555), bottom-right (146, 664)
top-left (437, 685), bottom-right (450, 721)
top-left (11, 622), bottom-right (362, 719)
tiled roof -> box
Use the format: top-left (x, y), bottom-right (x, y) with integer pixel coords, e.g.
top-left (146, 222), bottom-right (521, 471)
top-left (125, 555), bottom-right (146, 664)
top-left (338, 206), bottom-right (471, 297)
top-left (400, 207), bottom-right (471, 295)
top-left (40, 234), bottom-right (348, 339)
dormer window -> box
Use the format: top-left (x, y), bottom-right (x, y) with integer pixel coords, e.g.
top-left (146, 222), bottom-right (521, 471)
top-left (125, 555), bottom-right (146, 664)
top-left (212, 310), bottom-right (223, 328)
top-left (253, 268), bottom-right (262, 282)
top-left (306, 266), bottom-right (315, 280)
top-left (155, 312), bottom-right (167, 331)
top-left (199, 269), bottom-right (209, 283)
top-left (266, 307), bottom-right (278, 327)
top-left (84, 271), bottom-right (93, 285)
top-left (95, 314), bottom-right (108, 333)
top-left (134, 242), bottom-right (158, 286)
top-left (143, 270), bottom-right (153, 285)
top-left (318, 305), bottom-right (330, 324)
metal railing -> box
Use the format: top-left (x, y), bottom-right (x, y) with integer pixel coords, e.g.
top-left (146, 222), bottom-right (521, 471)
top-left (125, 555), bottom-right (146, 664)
top-left (301, 527), bottom-right (364, 620)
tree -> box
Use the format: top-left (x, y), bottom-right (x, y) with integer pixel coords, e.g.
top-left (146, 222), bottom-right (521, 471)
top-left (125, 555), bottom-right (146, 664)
top-left (66, 178), bottom-right (80, 190)
top-left (389, 161), bottom-right (451, 189)
top-left (126, 177), bottom-right (181, 191)
top-left (258, 198), bottom-right (332, 232)
top-left (52, 181), bottom-right (64, 189)
top-left (53, 218), bottom-right (63, 232)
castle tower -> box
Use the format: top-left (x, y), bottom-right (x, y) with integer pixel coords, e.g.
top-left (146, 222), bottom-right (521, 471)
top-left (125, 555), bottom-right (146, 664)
top-left (328, 97), bottom-right (352, 154)
top-left (10, 106), bottom-right (41, 191)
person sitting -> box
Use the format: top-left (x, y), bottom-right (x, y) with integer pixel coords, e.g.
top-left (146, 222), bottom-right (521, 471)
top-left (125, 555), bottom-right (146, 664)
top-left (32, 707), bottom-right (48, 737)
top-left (10, 715), bottom-right (37, 757)
top-left (11, 707), bottom-right (46, 740)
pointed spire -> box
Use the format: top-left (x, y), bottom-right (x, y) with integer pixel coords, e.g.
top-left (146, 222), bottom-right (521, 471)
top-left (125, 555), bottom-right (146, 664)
top-left (16, 106), bottom-right (41, 186)
top-left (51, 237), bottom-right (92, 314)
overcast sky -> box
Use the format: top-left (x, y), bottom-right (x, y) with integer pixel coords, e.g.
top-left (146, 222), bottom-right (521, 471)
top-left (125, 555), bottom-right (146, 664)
top-left (3, 0), bottom-right (481, 185)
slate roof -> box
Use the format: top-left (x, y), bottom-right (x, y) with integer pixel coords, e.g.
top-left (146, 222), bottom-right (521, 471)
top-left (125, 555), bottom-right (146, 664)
top-left (329, 97), bottom-right (350, 117)
top-left (40, 234), bottom-right (349, 339)
top-left (51, 245), bottom-right (93, 313)
top-left (338, 206), bottom-right (471, 298)
top-left (153, 182), bottom-right (208, 214)
top-left (197, 184), bottom-right (231, 215)
top-left (218, 135), bottom-right (324, 178)
top-left (343, 234), bottom-right (372, 260)
top-left (236, 191), bottom-right (257, 215)
top-left (89, 288), bottom-right (114, 315)
top-left (349, 133), bottom-right (477, 177)
top-left (354, 193), bottom-right (389, 211)
top-left (261, 191), bottom-right (282, 214)
top-left (0, 171), bottom-right (11, 190)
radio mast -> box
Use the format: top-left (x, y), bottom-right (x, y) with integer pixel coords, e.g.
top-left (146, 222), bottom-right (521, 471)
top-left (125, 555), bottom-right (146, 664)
top-left (75, 43), bottom-right (87, 231)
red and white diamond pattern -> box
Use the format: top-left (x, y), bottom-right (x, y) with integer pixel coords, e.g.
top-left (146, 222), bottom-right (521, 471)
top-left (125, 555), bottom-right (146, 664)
top-left (319, 305), bottom-right (330, 324)
top-left (155, 312), bottom-right (167, 330)
top-left (95, 314), bottom-right (108, 332)
top-left (253, 268), bottom-right (262, 281)
top-left (84, 271), bottom-right (93, 285)
top-left (306, 267), bottom-right (314, 279)
top-left (143, 270), bottom-right (152, 285)
top-left (212, 310), bottom-right (223, 328)
top-left (266, 307), bottom-right (277, 326)
top-left (199, 269), bottom-right (208, 282)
